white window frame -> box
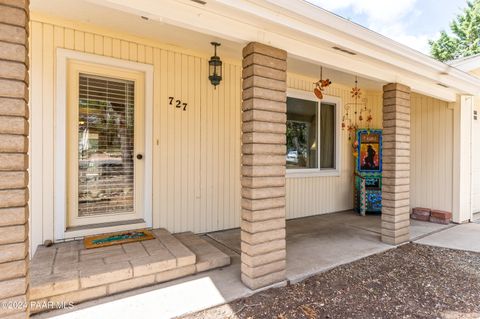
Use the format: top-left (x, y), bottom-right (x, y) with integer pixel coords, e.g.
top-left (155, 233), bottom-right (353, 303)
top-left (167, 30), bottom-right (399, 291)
top-left (286, 88), bottom-right (342, 178)
top-left (55, 49), bottom-right (154, 240)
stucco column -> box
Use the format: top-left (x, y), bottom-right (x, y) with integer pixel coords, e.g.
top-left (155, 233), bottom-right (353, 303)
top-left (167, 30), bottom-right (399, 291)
top-left (381, 83), bottom-right (411, 245)
top-left (0, 0), bottom-right (30, 318)
top-left (241, 42), bottom-right (287, 290)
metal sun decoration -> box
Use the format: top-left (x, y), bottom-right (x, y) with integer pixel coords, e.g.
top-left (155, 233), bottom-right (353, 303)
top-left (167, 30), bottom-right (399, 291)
top-left (342, 76), bottom-right (374, 157)
top-left (313, 67), bottom-right (331, 100)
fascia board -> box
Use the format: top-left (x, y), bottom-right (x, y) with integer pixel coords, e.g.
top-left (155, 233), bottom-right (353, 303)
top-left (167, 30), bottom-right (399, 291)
top-left (91, 0), bottom-right (477, 98)
top-left (220, 0), bottom-right (480, 94)
top-left (449, 55), bottom-right (480, 72)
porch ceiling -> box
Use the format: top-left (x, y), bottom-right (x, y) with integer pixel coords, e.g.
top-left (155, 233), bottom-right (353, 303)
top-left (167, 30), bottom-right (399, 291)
top-left (31, 0), bottom-right (480, 100)
top-left (30, 0), bottom-right (383, 91)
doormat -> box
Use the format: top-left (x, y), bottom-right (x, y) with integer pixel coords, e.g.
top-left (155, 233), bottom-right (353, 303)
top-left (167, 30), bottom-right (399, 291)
top-left (84, 230), bottom-right (155, 249)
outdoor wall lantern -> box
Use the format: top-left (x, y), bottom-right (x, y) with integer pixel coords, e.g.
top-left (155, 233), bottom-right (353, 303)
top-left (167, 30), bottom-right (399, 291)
top-left (208, 42), bottom-right (222, 88)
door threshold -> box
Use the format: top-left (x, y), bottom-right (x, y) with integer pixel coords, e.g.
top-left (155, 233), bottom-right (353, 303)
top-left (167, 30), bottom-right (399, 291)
top-left (63, 219), bottom-right (147, 240)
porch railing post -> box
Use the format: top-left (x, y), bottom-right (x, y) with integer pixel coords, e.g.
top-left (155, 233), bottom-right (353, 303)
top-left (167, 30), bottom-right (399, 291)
top-left (381, 83), bottom-right (411, 245)
top-left (0, 0), bottom-right (30, 317)
top-left (240, 42), bottom-right (287, 290)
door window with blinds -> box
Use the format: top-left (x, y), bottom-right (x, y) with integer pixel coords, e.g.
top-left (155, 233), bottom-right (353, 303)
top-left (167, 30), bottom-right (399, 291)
top-left (67, 61), bottom-right (145, 227)
top-left (286, 90), bottom-right (341, 176)
top-left (78, 74), bottom-right (134, 216)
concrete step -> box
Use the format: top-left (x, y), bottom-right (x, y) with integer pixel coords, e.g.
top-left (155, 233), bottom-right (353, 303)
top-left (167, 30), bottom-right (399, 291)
top-left (174, 232), bottom-right (231, 272)
top-left (29, 229), bottom-right (230, 314)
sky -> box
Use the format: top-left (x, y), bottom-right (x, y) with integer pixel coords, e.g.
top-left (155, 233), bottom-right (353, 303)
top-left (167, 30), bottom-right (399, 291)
top-left (306, 0), bottom-right (469, 55)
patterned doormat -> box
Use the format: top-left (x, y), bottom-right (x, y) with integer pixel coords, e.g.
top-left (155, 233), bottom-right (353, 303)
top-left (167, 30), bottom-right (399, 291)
top-left (84, 230), bottom-right (155, 249)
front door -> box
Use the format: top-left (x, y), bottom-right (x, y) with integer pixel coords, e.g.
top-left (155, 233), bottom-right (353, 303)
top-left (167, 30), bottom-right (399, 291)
top-left (67, 61), bottom-right (146, 228)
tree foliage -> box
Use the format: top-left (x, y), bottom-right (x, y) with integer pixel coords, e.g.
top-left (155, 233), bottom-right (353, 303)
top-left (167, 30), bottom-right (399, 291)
top-left (429, 0), bottom-right (480, 62)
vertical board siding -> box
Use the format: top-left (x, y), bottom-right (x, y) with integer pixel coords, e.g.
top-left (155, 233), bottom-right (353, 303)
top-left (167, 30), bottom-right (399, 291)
top-left (30, 21), bottom-right (43, 252)
top-left (285, 76), bottom-right (454, 218)
top-left (286, 74), bottom-right (383, 219)
top-left (410, 93), bottom-right (453, 212)
top-left (29, 19), bottom-right (455, 253)
top-left (29, 20), bottom-right (242, 252)
top-left (471, 96), bottom-right (480, 214)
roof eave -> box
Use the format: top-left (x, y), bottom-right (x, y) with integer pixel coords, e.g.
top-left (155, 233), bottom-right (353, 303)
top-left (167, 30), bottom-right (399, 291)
top-left (89, 0), bottom-right (480, 99)
top-left (255, 0), bottom-right (480, 96)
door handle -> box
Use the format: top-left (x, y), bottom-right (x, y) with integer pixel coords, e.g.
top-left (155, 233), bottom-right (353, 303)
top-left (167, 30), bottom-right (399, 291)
top-left (136, 154), bottom-right (143, 160)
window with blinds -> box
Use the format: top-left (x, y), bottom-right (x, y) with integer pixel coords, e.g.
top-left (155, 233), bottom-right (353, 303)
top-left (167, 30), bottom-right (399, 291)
top-left (77, 73), bottom-right (135, 217)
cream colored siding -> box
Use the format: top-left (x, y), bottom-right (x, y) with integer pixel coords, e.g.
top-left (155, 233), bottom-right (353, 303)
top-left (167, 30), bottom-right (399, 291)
top-left (29, 16), bottom-right (456, 253)
top-left (29, 19), bottom-right (242, 251)
top-left (285, 74), bottom-right (383, 218)
top-left (472, 96), bottom-right (480, 215)
top-left (285, 76), bottom-right (454, 218)
top-left (410, 93), bottom-right (454, 213)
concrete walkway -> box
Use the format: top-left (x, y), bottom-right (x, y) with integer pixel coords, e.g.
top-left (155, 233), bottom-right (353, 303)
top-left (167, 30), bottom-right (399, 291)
top-left (414, 223), bottom-right (480, 252)
top-left (33, 211), bottom-right (451, 319)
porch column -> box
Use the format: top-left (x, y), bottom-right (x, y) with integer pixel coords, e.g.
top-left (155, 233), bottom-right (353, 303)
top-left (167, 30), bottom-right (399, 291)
top-left (241, 42), bottom-right (287, 290)
top-left (452, 95), bottom-right (473, 223)
top-left (0, 0), bottom-right (30, 318)
top-left (382, 83), bottom-right (411, 245)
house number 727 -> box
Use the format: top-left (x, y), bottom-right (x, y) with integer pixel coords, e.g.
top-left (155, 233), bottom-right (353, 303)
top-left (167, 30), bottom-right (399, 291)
top-left (168, 97), bottom-right (187, 111)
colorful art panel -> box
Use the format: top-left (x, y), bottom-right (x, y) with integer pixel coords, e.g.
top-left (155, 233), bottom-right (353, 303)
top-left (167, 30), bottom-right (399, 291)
top-left (356, 129), bottom-right (382, 173)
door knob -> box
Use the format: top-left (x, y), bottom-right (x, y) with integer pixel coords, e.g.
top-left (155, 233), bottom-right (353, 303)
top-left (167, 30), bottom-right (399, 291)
top-left (136, 154), bottom-right (143, 160)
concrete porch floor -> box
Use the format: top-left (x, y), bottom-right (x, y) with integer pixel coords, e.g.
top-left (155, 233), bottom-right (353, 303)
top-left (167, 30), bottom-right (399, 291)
top-left (207, 210), bottom-right (454, 283)
top-left (33, 211), bottom-right (453, 319)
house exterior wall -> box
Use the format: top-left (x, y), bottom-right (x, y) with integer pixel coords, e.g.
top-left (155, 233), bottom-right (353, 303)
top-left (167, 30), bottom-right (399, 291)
top-left (453, 66), bottom-right (480, 222)
top-left (28, 15), bottom-right (457, 254)
top-left (450, 66), bottom-right (480, 222)
top-left (29, 17), bottom-right (242, 251)
top-left (471, 95), bottom-right (480, 216)
top-left (284, 83), bottom-right (455, 219)
top-left (410, 93), bottom-right (454, 214)
top-left (285, 74), bottom-right (383, 218)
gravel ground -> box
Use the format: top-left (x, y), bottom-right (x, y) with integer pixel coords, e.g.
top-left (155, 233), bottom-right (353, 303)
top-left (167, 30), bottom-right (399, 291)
top-left (179, 244), bottom-right (480, 319)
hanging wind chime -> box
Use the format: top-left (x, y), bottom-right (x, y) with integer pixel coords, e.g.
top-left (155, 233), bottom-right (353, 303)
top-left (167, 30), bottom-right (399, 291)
top-left (342, 76), bottom-right (373, 156)
top-left (313, 67), bottom-right (331, 100)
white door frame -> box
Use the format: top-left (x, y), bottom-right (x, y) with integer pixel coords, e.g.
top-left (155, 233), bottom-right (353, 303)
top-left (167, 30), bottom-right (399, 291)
top-left (55, 48), bottom-right (153, 240)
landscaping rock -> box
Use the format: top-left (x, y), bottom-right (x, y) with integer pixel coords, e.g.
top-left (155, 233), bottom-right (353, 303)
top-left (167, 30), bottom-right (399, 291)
top-left (181, 244), bottom-right (480, 319)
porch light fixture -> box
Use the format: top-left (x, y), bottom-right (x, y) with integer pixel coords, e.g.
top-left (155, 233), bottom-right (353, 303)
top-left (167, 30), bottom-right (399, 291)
top-left (208, 42), bottom-right (222, 88)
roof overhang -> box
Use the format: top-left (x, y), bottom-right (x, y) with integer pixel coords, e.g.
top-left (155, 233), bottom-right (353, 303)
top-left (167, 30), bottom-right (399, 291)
top-left (86, 0), bottom-right (480, 101)
top-left (449, 54), bottom-right (480, 73)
